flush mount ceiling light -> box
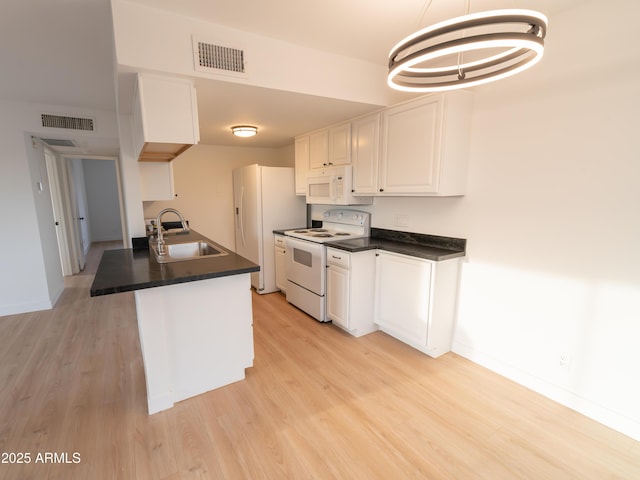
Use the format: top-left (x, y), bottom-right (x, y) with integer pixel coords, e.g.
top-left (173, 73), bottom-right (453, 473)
top-left (388, 7), bottom-right (548, 92)
top-left (231, 125), bottom-right (258, 137)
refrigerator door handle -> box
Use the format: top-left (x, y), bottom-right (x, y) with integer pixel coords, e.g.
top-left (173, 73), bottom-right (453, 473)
top-left (238, 187), bottom-right (246, 247)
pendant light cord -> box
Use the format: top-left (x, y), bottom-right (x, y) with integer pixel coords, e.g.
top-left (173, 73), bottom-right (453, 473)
top-left (405, 0), bottom-right (434, 58)
top-left (456, 0), bottom-right (471, 80)
top-left (416, 0), bottom-right (434, 29)
top-left (414, 0), bottom-right (470, 80)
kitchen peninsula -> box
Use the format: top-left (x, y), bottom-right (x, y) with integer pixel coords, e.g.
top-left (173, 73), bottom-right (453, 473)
top-left (91, 230), bottom-right (259, 414)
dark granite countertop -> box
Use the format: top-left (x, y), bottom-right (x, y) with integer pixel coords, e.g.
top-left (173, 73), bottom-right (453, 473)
top-left (90, 230), bottom-right (259, 297)
top-left (273, 227), bottom-right (306, 235)
top-left (325, 228), bottom-right (466, 261)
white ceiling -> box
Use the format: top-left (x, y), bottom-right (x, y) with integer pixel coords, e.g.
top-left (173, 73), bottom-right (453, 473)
top-left (1, 0), bottom-right (586, 155)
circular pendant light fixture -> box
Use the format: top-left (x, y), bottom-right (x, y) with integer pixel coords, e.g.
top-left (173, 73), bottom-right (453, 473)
top-left (388, 9), bottom-right (548, 92)
top-left (231, 125), bottom-right (258, 137)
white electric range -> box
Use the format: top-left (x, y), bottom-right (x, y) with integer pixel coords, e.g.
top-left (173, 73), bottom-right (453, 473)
top-left (284, 209), bottom-right (370, 322)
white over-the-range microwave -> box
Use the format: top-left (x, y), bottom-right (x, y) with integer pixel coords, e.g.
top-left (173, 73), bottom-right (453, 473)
top-left (306, 166), bottom-right (373, 205)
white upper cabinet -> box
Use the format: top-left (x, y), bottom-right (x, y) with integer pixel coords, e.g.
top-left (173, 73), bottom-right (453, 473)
top-left (309, 130), bottom-right (329, 169)
top-left (139, 161), bottom-right (176, 201)
top-left (328, 123), bottom-right (351, 166)
top-left (379, 91), bottom-right (473, 196)
top-left (294, 136), bottom-right (310, 195)
top-left (132, 73), bottom-right (200, 162)
top-left (295, 91), bottom-right (473, 198)
top-left (351, 113), bottom-right (380, 195)
top-left (306, 122), bottom-right (352, 170)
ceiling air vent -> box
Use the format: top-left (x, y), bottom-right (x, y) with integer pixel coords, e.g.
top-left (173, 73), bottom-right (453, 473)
top-left (41, 113), bottom-right (94, 131)
top-left (193, 36), bottom-right (247, 77)
top-left (41, 138), bottom-right (77, 147)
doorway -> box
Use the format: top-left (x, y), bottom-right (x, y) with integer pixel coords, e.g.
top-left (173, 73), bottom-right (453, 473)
top-left (46, 151), bottom-right (124, 275)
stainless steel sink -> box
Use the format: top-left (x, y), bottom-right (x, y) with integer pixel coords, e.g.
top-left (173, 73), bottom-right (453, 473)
top-left (151, 240), bottom-right (229, 263)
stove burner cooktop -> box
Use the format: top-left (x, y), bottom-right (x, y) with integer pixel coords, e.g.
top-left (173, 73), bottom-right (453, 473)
top-left (284, 210), bottom-right (370, 244)
top-left (293, 228), bottom-right (328, 234)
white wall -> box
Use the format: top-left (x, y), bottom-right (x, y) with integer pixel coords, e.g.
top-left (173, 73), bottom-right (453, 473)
top-left (22, 135), bottom-right (64, 311)
top-left (312, 0), bottom-right (640, 440)
top-left (116, 112), bottom-right (146, 242)
top-left (143, 143), bottom-right (293, 250)
top-left (111, 0), bottom-right (391, 107)
top-left (0, 99), bottom-right (118, 316)
top-left (454, 0), bottom-right (640, 440)
top-left (82, 159), bottom-right (123, 242)
top-left (0, 102), bottom-right (54, 316)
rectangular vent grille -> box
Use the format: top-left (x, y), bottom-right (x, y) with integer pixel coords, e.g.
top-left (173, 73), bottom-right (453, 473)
top-left (41, 114), bottom-right (94, 131)
top-left (197, 42), bottom-right (245, 73)
top-left (41, 138), bottom-right (76, 147)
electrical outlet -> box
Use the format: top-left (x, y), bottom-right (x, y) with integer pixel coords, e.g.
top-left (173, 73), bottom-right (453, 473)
top-left (559, 353), bottom-right (572, 369)
top-left (395, 214), bottom-right (410, 227)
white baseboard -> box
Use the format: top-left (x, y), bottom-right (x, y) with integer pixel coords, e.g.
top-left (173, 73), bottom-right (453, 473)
top-left (0, 299), bottom-right (52, 317)
top-left (452, 341), bottom-right (640, 442)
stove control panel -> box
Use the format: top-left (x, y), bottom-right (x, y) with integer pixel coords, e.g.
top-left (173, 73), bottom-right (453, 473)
top-left (322, 209), bottom-right (370, 227)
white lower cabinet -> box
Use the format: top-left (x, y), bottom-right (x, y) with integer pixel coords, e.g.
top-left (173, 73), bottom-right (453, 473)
top-left (374, 251), bottom-right (460, 358)
top-left (326, 248), bottom-right (377, 337)
top-left (274, 234), bottom-right (288, 293)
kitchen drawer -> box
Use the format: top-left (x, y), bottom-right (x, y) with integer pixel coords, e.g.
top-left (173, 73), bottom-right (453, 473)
top-left (327, 247), bottom-right (350, 268)
top-left (274, 234), bottom-right (286, 247)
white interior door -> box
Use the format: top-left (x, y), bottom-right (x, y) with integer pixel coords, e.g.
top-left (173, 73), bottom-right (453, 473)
top-left (44, 149), bottom-right (72, 276)
top-left (68, 158), bottom-right (90, 270)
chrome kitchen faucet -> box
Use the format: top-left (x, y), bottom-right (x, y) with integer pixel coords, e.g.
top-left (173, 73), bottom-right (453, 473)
top-left (155, 208), bottom-right (189, 256)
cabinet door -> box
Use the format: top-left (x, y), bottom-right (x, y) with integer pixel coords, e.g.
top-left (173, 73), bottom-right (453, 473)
top-left (351, 113), bottom-right (380, 194)
top-left (139, 162), bottom-right (175, 201)
top-left (309, 130), bottom-right (329, 169)
top-left (133, 73), bottom-right (200, 162)
top-left (380, 96), bottom-right (442, 194)
top-left (294, 136), bottom-right (310, 195)
top-left (327, 264), bottom-right (349, 329)
top-left (375, 251), bottom-right (432, 346)
top-left (329, 123), bottom-right (351, 166)
top-left (274, 246), bottom-right (288, 292)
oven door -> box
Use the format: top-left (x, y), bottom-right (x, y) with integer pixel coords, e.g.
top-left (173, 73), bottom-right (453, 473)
top-left (285, 237), bottom-right (326, 295)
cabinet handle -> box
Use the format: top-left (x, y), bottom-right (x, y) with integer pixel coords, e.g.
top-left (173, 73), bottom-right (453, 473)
top-left (331, 255), bottom-right (342, 260)
top-left (323, 163), bottom-right (328, 166)
top-left (379, 188), bottom-right (384, 192)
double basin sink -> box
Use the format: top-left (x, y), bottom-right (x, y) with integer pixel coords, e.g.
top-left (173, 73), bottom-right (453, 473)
top-left (150, 239), bottom-right (229, 264)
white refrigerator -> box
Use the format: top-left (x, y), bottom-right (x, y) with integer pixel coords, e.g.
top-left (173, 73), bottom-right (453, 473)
top-left (233, 164), bottom-right (306, 294)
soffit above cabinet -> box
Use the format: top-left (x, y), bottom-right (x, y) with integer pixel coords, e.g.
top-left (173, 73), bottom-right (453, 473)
top-left (138, 143), bottom-right (193, 162)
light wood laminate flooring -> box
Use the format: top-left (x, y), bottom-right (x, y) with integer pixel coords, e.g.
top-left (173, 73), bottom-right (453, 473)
top-left (0, 241), bottom-right (638, 479)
